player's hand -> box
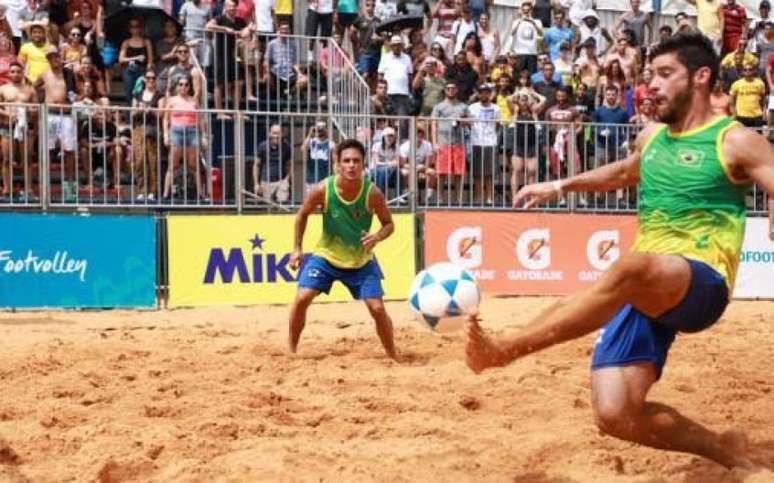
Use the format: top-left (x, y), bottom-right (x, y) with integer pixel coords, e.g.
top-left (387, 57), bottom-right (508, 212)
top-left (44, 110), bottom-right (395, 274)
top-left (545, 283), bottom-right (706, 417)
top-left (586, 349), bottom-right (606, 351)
top-left (361, 231), bottom-right (381, 251)
top-left (289, 250), bottom-right (303, 271)
top-left (513, 181), bottom-right (562, 209)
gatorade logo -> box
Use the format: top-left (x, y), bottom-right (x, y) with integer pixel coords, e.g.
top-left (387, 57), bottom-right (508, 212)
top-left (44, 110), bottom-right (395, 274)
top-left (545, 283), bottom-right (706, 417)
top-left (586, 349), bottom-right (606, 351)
top-left (203, 234), bottom-right (301, 284)
top-left (446, 226), bottom-right (482, 269)
top-left (587, 230), bottom-right (620, 271)
top-left (516, 228), bottom-right (550, 270)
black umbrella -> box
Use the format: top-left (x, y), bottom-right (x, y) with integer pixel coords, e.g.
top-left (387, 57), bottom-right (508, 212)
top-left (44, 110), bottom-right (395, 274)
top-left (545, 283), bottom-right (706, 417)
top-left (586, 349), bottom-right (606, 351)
top-left (104, 6), bottom-right (181, 45)
top-left (375, 15), bottom-right (424, 35)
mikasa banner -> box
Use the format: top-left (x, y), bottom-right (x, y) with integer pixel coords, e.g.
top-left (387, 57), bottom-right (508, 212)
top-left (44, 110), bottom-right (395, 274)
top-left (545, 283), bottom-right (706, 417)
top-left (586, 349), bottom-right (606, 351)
top-left (733, 217), bottom-right (774, 299)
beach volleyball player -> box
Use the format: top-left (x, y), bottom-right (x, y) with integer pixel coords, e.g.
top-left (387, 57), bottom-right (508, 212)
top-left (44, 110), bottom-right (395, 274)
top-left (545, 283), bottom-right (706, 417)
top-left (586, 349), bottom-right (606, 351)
top-left (465, 32), bottom-right (774, 468)
top-left (288, 139), bottom-right (398, 360)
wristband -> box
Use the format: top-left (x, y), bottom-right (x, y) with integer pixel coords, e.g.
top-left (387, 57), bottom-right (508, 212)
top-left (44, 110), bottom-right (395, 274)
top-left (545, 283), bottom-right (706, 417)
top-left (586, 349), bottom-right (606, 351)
top-left (552, 180), bottom-right (563, 196)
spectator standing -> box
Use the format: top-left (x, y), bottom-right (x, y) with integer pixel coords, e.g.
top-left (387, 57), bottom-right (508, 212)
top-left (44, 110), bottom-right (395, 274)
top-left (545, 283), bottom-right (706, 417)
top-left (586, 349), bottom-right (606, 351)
top-left (632, 66), bottom-right (652, 113)
top-left (578, 10), bottom-right (612, 56)
top-left (163, 75), bottom-right (207, 201)
top-left (467, 0), bottom-right (493, 22)
top-left (265, 22), bottom-right (308, 96)
top-left (630, 96), bottom-right (655, 123)
top-left (18, 23), bottom-right (51, 83)
top-left (131, 69), bottom-right (164, 202)
top-left (592, 84), bottom-right (629, 163)
top-left (576, 37), bottom-right (602, 90)
top-left (604, 36), bottom-right (639, 83)
top-left (375, 0), bottom-right (398, 20)
top-left (18, 0), bottom-right (49, 42)
top-left (574, 81), bottom-right (596, 120)
top-left (721, 47), bottom-right (753, 90)
top-left (468, 83), bottom-right (500, 205)
top-left (0, 61), bottom-right (36, 201)
top-left (554, 42), bottom-right (574, 86)
top-left (164, 43), bottom-right (205, 103)
top-left (252, 124), bottom-right (292, 204)
top-left (432, 0), bottom-right (458, 58)
top-left (508, 1), bottom-right (542, 75)
top-left (452, 5), bottom-right (477, 55)
top-left (477, 12), bottom-right (499, 65)
top-left (462, 32), bottom-right (485, 82)
top-left (0, 35), bottom-right (16, 85)
top-left (431, 80), bottom-right (468, 204)
top-left (544, 85), bottom-right (580, 184)
top-left (747, 1), bottom-right (772, 52)
top-left (597, 59), bottom-right (627, 108)
top-left (352, 0), bottom-right (381, 88)
top-left (118, 19), bottom-right (154, 105)
top-left (337, 0), bottom-right (360, 34)
top-left (755, 22), bottom-right (774, 75)
top-left (0, 7), bottom-right (14, 50)
top-left (305, 0), bottom-right (334, 63)
top-left (544, 9), bottom-right (574, 63)
top-left (613, 0), bottom-right (651, 47)
top-left (721, 0), bottom-right (747, 57)
top-left (532, 61), bottom-right (562, 107)
top-left (72, 55), bottom-right (107, 100)
top-left (155, 19), bottom-right (183, 92)
top-left (275, 0), bottom-right (292, 32)
top-left (532, 0), bottom-right (553, 28)
top-left (179, 0), bottom-right (212, 68)
top-left (206, 0), bottom-right (250, 116)
top-left (397, 0), bottom-right (432, 27)
top-left (447, 50), bottom-right (478, 102)
top-left (730, 63), bottom-right (766, 127)
top-left (412, 56), bottom-right (445, 116)
top-left (378, 35), bottom-right (413, 119)
top-left (685, 0), bottom-right (723, 52)
top-left (564, 0), bottom-right (595, 27)
top-left (303, 121), bottom-right (337, 193)
top-left (510, 92), bottom-right (539, 196)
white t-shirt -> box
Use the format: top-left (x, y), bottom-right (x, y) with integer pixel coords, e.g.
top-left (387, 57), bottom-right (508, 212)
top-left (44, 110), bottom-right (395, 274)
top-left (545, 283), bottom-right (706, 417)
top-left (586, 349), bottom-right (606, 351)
top-left (399, 139), bottom-right (434, 165)
top-left (452, 18), bottom-right (477, 54)
top-left (510, 18), bottom-right (543, 55)
top-left (2, 0), bottom-right (26, 37)
top-left (468, 102), bottom-right (501, 146)
top-left (564, 0), bottom-right (593, 27)
top-left (254, 0), bottom-right (276, 32)
top-left (309, 0), bottom-right (334, 14)
top-left (377, 52), bottom-right (413, 95)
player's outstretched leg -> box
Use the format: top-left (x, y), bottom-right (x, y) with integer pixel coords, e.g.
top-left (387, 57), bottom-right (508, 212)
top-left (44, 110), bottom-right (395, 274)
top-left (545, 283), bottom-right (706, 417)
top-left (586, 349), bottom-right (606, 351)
top-left (288, 288), bottom-right (319, 353)
top-left (465, 253), bottom-right (691, 373)
top-left (364, 297), bottom-right (398, 360)
top-left (593, 364), bottom-right (755, 469)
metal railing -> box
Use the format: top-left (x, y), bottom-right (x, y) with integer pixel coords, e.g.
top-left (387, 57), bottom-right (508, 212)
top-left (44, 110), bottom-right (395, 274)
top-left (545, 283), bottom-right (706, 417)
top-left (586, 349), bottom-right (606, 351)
top-left (0, 108), bottom-right (770, 215)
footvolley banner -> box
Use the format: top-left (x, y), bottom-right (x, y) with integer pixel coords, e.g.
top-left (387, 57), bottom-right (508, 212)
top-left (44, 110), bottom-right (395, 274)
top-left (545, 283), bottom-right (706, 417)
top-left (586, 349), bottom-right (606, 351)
top-left (0, 214), bottom-right (157, 308)
top-left (166, 214), bottom-right (416, 306)
top-left (425, 212), bottom-right (774, 298)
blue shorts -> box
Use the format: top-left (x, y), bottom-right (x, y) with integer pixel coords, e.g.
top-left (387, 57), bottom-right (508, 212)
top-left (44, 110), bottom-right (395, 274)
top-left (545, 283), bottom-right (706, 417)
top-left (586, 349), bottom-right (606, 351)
top-left (297, 255), bottom-right (384, 300)
top-left (592, 258), bottom-right (729, 377)
top-left (356, 53), bottom-right (379, 76)
top-left (170, 126), bottom-right (198, 147)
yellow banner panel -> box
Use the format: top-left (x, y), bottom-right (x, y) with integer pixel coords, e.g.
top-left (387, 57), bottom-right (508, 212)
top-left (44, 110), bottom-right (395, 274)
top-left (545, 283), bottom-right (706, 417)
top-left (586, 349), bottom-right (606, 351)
top-left (167, 214), bottom-right (415, 307)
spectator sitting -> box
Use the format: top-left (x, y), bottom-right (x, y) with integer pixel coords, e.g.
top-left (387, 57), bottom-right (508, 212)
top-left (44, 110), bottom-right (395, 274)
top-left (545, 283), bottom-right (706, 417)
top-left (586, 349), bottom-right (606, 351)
top-left (252, 124), bottom-right (292, 205)
top-left (369, 125), bottom-right (402, 200)
top-left (18, 23), bottom-right (52, 83)
top-left (302, 121), bottom-right (337, 194)
top-left (399, 123), bottom-right (436, 202)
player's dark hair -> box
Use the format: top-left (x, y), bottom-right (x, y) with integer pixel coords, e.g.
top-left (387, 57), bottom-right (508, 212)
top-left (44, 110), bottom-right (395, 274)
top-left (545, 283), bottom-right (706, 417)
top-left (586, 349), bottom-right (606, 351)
top-left (336, 139), bottom-right (366, 162)
top-left (649, 31), bottom-right (719, 86)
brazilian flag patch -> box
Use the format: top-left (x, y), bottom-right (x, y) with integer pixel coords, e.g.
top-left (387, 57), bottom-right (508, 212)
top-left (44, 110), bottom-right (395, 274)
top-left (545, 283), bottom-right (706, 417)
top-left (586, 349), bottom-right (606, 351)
top-left (676, 149), bottom-right (705, 167)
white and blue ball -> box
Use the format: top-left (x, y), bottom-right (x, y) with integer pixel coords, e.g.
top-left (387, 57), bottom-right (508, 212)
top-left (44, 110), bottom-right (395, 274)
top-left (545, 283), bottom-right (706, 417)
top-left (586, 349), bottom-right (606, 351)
top-left (408, 262), bottom-right (481, 333)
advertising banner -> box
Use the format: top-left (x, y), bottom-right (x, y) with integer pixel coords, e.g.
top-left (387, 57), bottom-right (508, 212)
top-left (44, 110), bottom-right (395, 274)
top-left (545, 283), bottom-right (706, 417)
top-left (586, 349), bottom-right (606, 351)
top-left (167, 214), bottom-right (416, 307)
top-left (0, 214), bottom-right (157, 308)
top-left (424, 212), bottom-right (639, 295)
top-left (733, 217), bottom-right (774, 299)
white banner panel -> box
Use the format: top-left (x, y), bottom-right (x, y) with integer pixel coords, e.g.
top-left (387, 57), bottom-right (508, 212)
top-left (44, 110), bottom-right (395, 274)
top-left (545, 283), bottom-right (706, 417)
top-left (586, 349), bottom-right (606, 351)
top-left (733, 217), bottom-right (774, 299)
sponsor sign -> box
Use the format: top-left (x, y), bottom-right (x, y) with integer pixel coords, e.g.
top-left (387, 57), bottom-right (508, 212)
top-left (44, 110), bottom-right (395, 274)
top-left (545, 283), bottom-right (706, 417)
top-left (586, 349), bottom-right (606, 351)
top-left (425, 212), bottom-right (638, 295)
top-left (0, 214), bottom-right (157, 308)
top-left (167, 214), bottom-right (415, 306)
top-left (733, 217), bottom-right (774, 299)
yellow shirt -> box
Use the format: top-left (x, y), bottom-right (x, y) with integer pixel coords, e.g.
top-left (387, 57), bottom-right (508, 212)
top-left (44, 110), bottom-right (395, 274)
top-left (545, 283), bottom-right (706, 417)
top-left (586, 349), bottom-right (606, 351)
top-left (275, 0), bottom-right (292, 15)
top-left (730, 78), bottom-right (766, 118)
top-left (496, 93), bottom-right (513, 121)
top-left (696, 0), bottom-right (721, 38)
top-left (721, 52), bottom-right (758, 70)
top-left (18, 41), bottom-right (52, 82)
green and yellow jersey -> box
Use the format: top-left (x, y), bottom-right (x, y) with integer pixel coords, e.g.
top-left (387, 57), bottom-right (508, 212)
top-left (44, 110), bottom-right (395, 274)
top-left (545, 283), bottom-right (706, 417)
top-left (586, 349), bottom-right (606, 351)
top-left (315, 175), bottom-right (375, 269)
top-left (633, 116), bottom-right (749, 288)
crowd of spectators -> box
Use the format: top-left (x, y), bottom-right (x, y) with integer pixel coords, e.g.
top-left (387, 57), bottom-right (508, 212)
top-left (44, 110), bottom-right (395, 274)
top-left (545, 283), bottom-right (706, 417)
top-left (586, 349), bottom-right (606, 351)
top-left (0, 0), bottom-right (770, 207)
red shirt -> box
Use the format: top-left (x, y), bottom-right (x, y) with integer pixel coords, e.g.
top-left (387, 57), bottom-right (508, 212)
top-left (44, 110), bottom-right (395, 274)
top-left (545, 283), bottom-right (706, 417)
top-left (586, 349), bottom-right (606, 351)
top-left (721, 4), bottom-right (747, 37)
top-left (633, 83), bottom-right (650, 113)
top-left (236, 0), bottom-right (255, 22)
top-left (0, 55), bottom-right (15, 85)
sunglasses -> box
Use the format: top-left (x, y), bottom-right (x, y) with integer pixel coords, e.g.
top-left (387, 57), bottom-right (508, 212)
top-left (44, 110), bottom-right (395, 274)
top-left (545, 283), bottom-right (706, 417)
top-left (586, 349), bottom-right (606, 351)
top-left (71, 32), bottom-right (81, 37)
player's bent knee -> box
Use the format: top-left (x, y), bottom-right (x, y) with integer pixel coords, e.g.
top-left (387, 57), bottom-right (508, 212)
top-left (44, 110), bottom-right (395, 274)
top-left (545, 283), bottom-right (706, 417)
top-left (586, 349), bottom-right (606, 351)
top-left (593, 402), bottom-right (638, 439)
top-left (364, 299), bottom-right (387, 319)
top-left (605, 254), bottom-right (655, 293)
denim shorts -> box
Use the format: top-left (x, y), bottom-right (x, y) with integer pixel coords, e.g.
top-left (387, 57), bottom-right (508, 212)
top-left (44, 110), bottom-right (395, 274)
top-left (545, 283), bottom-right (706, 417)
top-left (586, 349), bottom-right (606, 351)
top-left (170, 126), bottom-right (198, 147)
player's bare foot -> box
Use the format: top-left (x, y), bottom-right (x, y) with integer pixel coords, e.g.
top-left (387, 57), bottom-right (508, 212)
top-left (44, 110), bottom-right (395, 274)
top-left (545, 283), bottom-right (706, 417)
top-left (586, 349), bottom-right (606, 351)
top-left (464, 312), bottom-right (509, 373)
top-left (720, 430), bottom-right (757, 470)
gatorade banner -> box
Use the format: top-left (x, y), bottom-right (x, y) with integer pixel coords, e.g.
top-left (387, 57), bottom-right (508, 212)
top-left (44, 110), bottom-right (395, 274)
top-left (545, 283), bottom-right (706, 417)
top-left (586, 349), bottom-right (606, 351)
top-left (733, 217), bottom-right (774, 299)
top-left (0, 214), bottom-right (157, 308)
top-left (167, 214), bottom-right (415, 307)
top-left (424, 212), bottom-right (639, 295)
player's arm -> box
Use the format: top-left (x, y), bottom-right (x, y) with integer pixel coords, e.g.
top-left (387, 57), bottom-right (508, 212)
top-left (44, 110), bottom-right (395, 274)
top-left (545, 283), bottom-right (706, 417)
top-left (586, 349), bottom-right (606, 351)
top-left (361, 186), bottom-right (394, 251)
top-left (514, 123), bottom-right (656, 209)
top-left (724, 127), bottom-right (774, 239)
top-left (290, 184), bottom-right (325, 270)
